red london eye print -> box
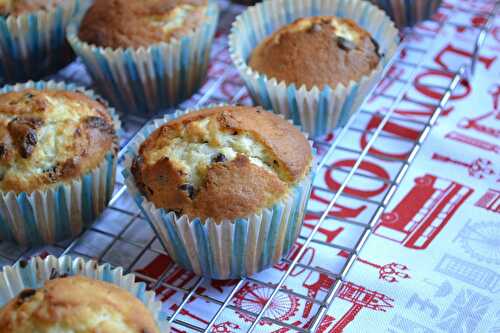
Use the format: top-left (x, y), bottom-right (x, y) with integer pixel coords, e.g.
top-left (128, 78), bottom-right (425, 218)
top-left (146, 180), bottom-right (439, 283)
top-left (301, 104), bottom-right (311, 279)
top-left (374, 174), bottom-right (473, 249)
top-left (233, 283), bottom-right (300, 326)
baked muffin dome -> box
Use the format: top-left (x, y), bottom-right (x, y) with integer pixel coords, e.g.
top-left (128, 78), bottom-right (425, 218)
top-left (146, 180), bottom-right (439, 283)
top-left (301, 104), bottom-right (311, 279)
top-left (78, 0), bottom-right (209, 49)
top-left (132, 106), bottom-right (312, 221)
top-left (0, 0), bottom-right (63, 16)
top-left (248, 16), bottom-right (380, 90)
top-left (0, 275), bottom-right (160, 333)
top-left (0, 89), bottom-right (117, 193)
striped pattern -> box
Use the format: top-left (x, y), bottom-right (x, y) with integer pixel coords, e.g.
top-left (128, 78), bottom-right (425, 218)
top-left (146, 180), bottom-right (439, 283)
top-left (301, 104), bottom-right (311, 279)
top-left (67, 2), bottom-right (219, 115)
top-left (0, 0), bottom-right (82, 85)
top-left (369, 0), bottom-right (443, 28)
top-left (123, 107), bottom-right (314, 279)
top-left (0, 255), bottom-right (167, 331)
top-left (228, 0), bottom-right (400, 138)
top-left (0, 81), bottom-right (120, 247)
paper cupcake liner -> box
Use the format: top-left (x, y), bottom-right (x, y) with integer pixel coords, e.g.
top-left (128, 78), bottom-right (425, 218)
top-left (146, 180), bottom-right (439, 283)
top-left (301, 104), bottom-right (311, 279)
top-left (228, 0), bottom-right (399, 138)
top-left (122, 106), bottom-right (314, 279)
top-left (0, 255), bottom-right (168, 331)
top-left (0, 0), bottom-right (83, 85)
top-left (0, 80), bottom-right (120, 246)
top-left (368, 0), bottom-right (443, 28)
top-left (66, 1), bottom-right (219, 115)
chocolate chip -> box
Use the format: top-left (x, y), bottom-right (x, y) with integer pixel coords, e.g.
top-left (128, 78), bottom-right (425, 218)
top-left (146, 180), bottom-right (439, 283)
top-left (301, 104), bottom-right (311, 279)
top-left (179, 183), bottom-right (195, 199)
top-left (20, 130), bottom-right (37, 158)
top-left (18, 289), bottom-right (36, 301)
top-left (84, 116), bottom-right (108, 129)
top-left (212, 153), bottom-right (226, 163)
top-left (19, 259), bottom-right (28, 268)
top-left (232, 131), bottom-right (238, 135)
top-left (311, 23), bottom-right (322, 32)
top-left (337, 36), bottom-right (356, 51)
top-left (0, 144), bottom-right (7, 159)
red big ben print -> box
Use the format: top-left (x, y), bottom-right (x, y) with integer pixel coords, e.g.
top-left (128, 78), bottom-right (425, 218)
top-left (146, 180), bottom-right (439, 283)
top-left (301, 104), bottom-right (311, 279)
top-left (374, 174), bottom-right (473, 249)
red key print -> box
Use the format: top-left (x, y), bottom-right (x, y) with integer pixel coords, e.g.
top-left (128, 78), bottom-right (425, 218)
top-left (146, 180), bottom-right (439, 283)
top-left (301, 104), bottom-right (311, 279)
top-left (337, 251), bottom-right (411, 283)
top-left (445, 131), bottom-right (500, 155)
top-left (431, 153), bottom-right (498, 180)
top-left (374, 174), bottom-right (473, 249)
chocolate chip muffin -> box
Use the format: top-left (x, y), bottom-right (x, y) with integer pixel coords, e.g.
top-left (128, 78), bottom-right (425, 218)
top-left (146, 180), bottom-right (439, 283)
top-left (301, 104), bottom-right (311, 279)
top-left (78, 0), bottom-right (210, 48)
top-left (0, 275), bottom-right (160, 333)
top-left (248, 16), bottom-right (381, 90)
top-left (0, 0), bottom-right (63, 16)
top-left (0, 89), bottom-right (118, 193)
top-left (131, 106), bottom-right (312, 222)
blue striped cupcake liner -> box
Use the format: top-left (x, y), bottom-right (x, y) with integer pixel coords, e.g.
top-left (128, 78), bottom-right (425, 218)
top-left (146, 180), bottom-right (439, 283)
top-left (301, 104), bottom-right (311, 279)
top-left (228, 0), bottom-right (400, 138)
top-left (0, 0), bottom-right (83, 85)
top-left (0, 255), bottom-right (168, 331)
top-left (0, 80), bottom-right (120, 246)
top-left (66, 1), bottom-right (219, 115)
top-left (368, 0), bottom-right (443, 28)
top-left (122, 106), bottom-right (314, 279)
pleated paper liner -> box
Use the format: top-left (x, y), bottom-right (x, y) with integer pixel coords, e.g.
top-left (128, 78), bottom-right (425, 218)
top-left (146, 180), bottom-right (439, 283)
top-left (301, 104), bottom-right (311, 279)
top-left (0, 0), bottom-right (83, 85)
top-left (0, 80), bottom-right (121, 246)
top-left (66, 1), bottom-right (220, 115)
top-left (122, 106), bottom-right (314, 279)
top-left (0, 255), bottom-right (168, 332)
top-left (368, 0), bottom-right (443, 28)
top-left (229, 0), bottom-right (400, 138)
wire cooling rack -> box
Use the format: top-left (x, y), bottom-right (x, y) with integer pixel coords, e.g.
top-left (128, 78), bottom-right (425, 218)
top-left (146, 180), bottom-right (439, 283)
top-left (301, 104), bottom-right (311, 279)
top-left (0, 1), bottom-right (498, 332)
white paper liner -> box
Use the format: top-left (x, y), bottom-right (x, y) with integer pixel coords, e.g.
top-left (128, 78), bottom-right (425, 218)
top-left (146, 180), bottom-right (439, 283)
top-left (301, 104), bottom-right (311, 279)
top-left (0, 255), bottom-right (168, 332)
top-left (122, 106), bottom-right (314, 279)
top-left (0, 80), bottom-right (121, 246)
top-left (66, 1), bottom-right (219, 115)
top-left (0, 0), bottom-right (82, 84)
top-left (368, 0), bottom-right (443, 28)
top-left (228, 0), bottom-right (400, 138)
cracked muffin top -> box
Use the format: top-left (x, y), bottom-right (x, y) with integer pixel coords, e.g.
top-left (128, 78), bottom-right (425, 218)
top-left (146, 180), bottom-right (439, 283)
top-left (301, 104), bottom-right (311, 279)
top-left (0, 0), bottom-right (64, 16)
top-left (131, 106), bottom-right (313, 222)
top-left (249, 16), bottom-right (381, 90)
top-left (0, 89), bottom-right (118, 193)
top-left (78, 0), bottom-right (210, 48)
top-left (0, 275), bottom-right (160, 333)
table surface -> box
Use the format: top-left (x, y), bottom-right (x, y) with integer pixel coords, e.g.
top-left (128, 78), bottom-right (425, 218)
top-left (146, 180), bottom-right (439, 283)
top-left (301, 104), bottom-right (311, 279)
top-left (0, 0), bottom-right (499, 332)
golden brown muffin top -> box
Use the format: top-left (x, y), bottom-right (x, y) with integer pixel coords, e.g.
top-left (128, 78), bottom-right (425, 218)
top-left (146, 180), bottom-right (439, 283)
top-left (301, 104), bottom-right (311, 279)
top-left (132, 106), bottom-right (312, 222)
top-left (0, 0), bottom-right (63, 16)
top-left (0, 89), bottom-right (117, 193)
top-left (78, 0), bottom-right (209, 48)
top-left (0, 275), bottom-right (160, 333)
top-left (249, 16), bottom-right (380, 90)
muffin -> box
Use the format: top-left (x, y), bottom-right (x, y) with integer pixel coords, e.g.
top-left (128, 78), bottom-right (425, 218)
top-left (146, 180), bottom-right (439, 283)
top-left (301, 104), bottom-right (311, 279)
top-left (67, 0), bottom-right (219, 114)
top-left (229, 0), bottom-right (399, 137)
top-left (0, 255), bottom-right (164, 333)
top-left (0, 81), bottom-right (119, 246)
top-left (78, 0), bottom-right (209, 49)
top-left (368, 0), bottom-right (443, 28)
top-left (0, 0), bottom-right (81, 84)
top-left (0, 276), bottom-right (160, 333)
top-left (124, 106), bottom-right (314, 278)
top-left (249, 16), bottom-right (381, 90)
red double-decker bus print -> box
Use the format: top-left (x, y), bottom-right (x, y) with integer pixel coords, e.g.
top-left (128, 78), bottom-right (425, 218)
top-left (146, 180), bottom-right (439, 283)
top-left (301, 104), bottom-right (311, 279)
top-left (374, 174), bottom-right (473, 249)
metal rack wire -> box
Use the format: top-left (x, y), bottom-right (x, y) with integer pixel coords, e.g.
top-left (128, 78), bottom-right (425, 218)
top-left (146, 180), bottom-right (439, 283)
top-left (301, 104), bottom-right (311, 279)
top-left (0, 1), bottom-right (498, 332)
